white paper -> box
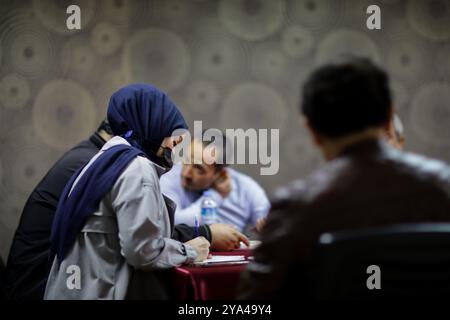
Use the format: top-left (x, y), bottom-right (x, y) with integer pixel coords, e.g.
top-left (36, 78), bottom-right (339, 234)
top-left (194, 255), bottom-right (246, 265)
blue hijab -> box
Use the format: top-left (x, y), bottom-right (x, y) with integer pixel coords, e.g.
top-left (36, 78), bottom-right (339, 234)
top-left (50, 84), bottom-right (188, 261)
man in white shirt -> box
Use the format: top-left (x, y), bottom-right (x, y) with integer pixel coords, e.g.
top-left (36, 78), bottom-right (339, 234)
top-left (161, 133), bottom-right (270, 239)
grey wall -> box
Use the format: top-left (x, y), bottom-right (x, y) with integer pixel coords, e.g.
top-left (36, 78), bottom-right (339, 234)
top-left (1, 0), bottom-right (449, 261)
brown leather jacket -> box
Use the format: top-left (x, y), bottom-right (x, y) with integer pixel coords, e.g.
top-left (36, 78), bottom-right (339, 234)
top-left (239, 139), bottom-right (450, 299)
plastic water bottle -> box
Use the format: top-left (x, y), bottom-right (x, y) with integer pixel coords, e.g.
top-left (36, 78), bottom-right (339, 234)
top-left (201, 190), bottom-right (218, 224)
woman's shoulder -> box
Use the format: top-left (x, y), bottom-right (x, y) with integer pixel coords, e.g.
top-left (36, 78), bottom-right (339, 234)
top-left (119, 156), bottom-right (159, 186)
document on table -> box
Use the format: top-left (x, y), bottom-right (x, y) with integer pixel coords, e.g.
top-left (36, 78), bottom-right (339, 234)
top-left (193, 255), bottom-right (247, 266)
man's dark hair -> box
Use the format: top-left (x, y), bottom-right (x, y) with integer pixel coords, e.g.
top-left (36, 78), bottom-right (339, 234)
top-left (301, 58), bottom-right (392, 138)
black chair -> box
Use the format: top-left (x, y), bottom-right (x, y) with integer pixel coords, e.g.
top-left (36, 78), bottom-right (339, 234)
top-left (313, 223), bottom-right (450, 299)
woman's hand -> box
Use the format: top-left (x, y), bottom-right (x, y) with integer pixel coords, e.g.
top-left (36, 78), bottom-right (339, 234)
top-left (185, 236), bottom-right (210, 262)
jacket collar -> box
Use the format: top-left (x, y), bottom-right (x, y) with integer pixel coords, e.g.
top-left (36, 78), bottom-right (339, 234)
top-left (100, 136), bottom-right (166, 178)
top-left (89, 132), bottom-right (107, 150)
top-left (338, 138), bottom-right (388, 158)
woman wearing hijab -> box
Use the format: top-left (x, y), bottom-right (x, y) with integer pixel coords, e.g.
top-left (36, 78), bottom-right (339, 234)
top-left (44, 84), bottom-right (210, 300)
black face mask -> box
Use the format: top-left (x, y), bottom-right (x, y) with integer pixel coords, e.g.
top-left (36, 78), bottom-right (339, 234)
top-left (157, 147), bottom-right (174, 172)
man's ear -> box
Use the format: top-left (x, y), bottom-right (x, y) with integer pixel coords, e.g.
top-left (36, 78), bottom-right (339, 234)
top-left (385, 118), bottom-right (395, 139)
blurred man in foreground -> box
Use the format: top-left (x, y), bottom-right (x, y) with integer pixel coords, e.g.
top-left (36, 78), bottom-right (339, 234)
top-left (240, 58), bottom-right (450, 299)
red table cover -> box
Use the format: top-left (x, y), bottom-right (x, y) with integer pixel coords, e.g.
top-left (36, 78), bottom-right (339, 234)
top-left (171, 249), bottom-right (253, 300)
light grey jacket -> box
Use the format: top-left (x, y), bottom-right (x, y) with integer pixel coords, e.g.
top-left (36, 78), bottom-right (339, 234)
top-left (44, 136), bottom-right (197, 300)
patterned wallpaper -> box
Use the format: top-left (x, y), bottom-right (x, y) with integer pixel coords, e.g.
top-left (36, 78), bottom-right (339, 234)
top-left (0, 0), bottom-right (449, 260)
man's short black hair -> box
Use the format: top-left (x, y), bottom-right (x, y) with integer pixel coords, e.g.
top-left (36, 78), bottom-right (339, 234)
top-left (301, 58), bottom-right (392, 138)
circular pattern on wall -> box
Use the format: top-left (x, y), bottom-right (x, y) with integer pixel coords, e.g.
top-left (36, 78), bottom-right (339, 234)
top-left (2, 24), bottom-right (54, 78)
top-left (0, 73), bottom-right (31, 110)
top-left (90, 22), bottom-right (123, 56)
top-left (381, 17), bottom-right (425, 47)
top-left (0, 7), bottom-right (41, 32)
top-left (343, 0), bottom-right (384, 27)
top-left (287, 0), bottom-right (342, 31)
top-left (435, 44), bottom-right (450, 80)
top-left (167, 91), bottom-right (195, 129)
top-left (3, 144), bottom-right (56, 196)
top-left (32, 0), bottom-right (96, 35)
top-left (285, 56), bottom-right (315, 91)
top-left (0, 0), bottom-right (12, 12)
top-left (410, 83), bottom-right (450, 147)
top-left (0, 192), bottom-right (27, 230)
top-left (0, 107), bottom-right (18, 145)
top-left (96, 69), bottom-right (127, 122)
top-left (153, 0), bottom-right (198, 32)
top-left (3, 124), bottom-right (42, 150)
top-left (61, 37), bottom-right (101, 83)
top-left (191, 27), bottom-right (249, 85)
top-left (123, 28), bottom-right (190, 93)
top-left (250, 42), bottom-right (290, 86)
top-left (380, 0), bottom-right (401, 4)
top-left (390, 79), bottom-right (409, 114)
top-left (99, 0), bottom-right (151, 27)
top-left (0, 221), bottom-right (14, 263)
top-left (32, 80), bottom-right (97, 150)
top-left (316, 29), bottom-right (381, 66)
top-left (385, 41), bottom-right (427, 81)
top-left (407, 0), bottom-right (450, 42)
top-left (283, 130), bottom-right (322, 175)
top-left (220, 83), bottom-right (288, 134)
top-left (185, 80), bottom-right (220, 113)
top-left (219, 0), bottom-right (285, 41)
top-left (0, 158), bottom-right (3, 198)
top-left (281, 25), bottom-right (314, 59)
